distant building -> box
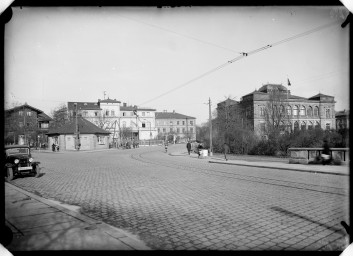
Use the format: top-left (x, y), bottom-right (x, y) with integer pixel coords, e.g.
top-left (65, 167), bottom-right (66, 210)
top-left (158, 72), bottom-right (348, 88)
top-left (67, 98), bottom-right (157, 143)
top-left (5, 103), bottom-right (52, 146)
top-left (46, 116), bottom-right (111, 151)
top-left (335, 109), bottom-right (349, 130)
top-left (155, 110), bottom-right (196, 142)
top-left (217, 83), bottom-right (336, 136)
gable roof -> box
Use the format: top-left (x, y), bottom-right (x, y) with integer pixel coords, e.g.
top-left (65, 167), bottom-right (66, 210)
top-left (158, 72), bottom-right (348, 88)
top-left (98, 98), bottom-right (121, 103)
top-left (38, 113), bottom-right (53, 122)
top-left (155, 112), bottom-right (195, 119)
top-left (47, 117), bottom-right (110, 135)
top-left (5, 103), bottom-right (43, 114)
top-left (308, 93), bottom-right (334, 101)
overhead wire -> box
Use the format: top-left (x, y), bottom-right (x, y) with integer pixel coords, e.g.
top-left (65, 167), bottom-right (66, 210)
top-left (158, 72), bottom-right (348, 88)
top-left (139, 21), bottom-right (338, 106)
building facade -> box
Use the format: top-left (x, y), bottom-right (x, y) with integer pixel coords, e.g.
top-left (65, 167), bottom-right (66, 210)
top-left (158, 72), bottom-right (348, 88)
top-left (335, 109), bottom-right (349, 130)
top-left (217, 84), bottom-right (336, 136)
top-left (155, 111), bottom-right (196, 142)
top-left (5, 103), bottom-right (52, 146)
top-left (67, 98), bottom-right (158, 143)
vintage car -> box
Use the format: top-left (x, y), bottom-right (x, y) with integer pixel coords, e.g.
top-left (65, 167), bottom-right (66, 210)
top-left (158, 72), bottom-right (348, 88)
top-left (4, 145), bottom-right (40, 181)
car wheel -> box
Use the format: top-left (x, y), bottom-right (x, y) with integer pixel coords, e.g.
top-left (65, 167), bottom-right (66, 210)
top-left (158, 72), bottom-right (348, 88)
top-left (33, 165), bottom-right (41, 178)
top-left (5, 167), bottom-right (14, 181)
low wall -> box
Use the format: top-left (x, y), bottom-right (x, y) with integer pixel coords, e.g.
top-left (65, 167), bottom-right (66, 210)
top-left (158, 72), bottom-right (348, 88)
top-left (288, 148), bottom-right (349, 163)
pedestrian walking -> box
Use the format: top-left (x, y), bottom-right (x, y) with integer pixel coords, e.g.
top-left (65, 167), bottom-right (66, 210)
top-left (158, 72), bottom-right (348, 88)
top-left (165, 141), bottom-right (168, 153)
top-left (223, 142), bottom-right (230, 161)
top-left (52, 143), bottom-right (56, 152)
top-left (186, 141), bottom-right (192, 155)
top-left (197, 143), bottom-right (203, 158)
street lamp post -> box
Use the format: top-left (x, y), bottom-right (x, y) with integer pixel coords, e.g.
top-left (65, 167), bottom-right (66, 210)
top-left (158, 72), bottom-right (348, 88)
top-left (74, 103), bottom-right (79, 150)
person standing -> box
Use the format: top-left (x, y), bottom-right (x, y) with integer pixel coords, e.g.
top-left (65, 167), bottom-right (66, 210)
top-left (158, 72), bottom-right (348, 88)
top-left (197, 143), bottom-right (203, 158)
top-left (186, 141), bottom-right (192, 155)
top-left (165, 141), bottom-right (168, 153)
top-left (223, 142), bottom-right (230, 161)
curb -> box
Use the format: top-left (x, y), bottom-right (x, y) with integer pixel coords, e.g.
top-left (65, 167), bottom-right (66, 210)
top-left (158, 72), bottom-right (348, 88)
top-left (5, 183), bottom-right (151, 250)
top-left (208, 160), bottom-right (349, 176)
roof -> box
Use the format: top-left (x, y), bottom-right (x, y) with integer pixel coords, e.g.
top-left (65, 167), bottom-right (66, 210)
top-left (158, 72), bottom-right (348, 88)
top-left (155, 112), bottom-right (195, 119)
top-left (67, 102), bottom-right (101, 111)
top-left (46, 117), bottom-right (110, 135)
top-left (98, 98), bottom-right (121, 103)
top-left (335, 110), bottom-right (349, 117)
top-left (120, 106), bottom-right (156, 111)
top-left (5, 103), bottom-right (44, 114)
top-left (258, 84), bottom-right (288, 93)
top-left (308, 93), bottom-right (334, 100)
top-left (38, 112), bottom-right (53, 122)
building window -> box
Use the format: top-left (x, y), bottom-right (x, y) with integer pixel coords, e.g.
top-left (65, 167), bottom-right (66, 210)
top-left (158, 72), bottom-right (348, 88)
top-left (177, 121), bottom-right (180, 125)
top-left (308, 121), bottom-right (313, 130)
top-left (315, 121), bottom-right (320, 129)
top-left (190, 121), bottom-right (193, 125)
top-left (111, 110), bottom-right (115, 116)
top-left (307, 106), bottom-right (313, 116)
top-left (83, 111), bottom-right (88, 117)
top-left (170, 121), bottom-right (173, 125)
top-left (294, 121), bottom-right (299, 131)
top-left (40, 123), bottom-right (49, 129)
top-left (293, 106), bottom-right (299, 116)
top-left (142, 112), bottom-right (145, 116)
top-left (300, 106), bottom-right (306, 116)
top-left (280, 105), bottom-right (285, 114)
top-left (123, 112), bottom-right (126, 116)
top-left (260, 107), bottom-right (265, 116)
top-left (326, 123), bottom-right (330, 130)
top-left (286, 106), bottom-right (291, 115)
top-left (95, 112), bottom-right (98, 116)
top-left (27, 122), bottom-right (30, 127)
top-left (97, 136), bottom-right (105, 145)
top-left (170, 128), bottom-right (173, 132)
top-left (19, 111), bottom-right (23, 116)
top-left (260, 123), bottom-right (266, 132)
top-left (27, 111), bottom-right (32, 117)
top-left (142, 122), bottom-right (146, 128)
top-left (314, 106), bottom-right (319, 116)
top-left (147, 112), bottom-right (150, 116)
top-left (190, 128), bottom-right (193, 133)
top-left (130, 112), bottom-right (134, 116)
top-left (106, 110), bottom-right (109, 116)
top-left (182, 121), bottom-right (185, 125)
top-left (163, 128), bottom-right (166, 133)
top-left (301, 121), bottom-right (306, 130)
top-left (326, 109), bottom-right (330, 118)
top-left (158, 128), bottom-right (160, 133)
top-left (182, 128), bottom-right (185, 133)
top-left (177, 128), bottom-right (180, 133)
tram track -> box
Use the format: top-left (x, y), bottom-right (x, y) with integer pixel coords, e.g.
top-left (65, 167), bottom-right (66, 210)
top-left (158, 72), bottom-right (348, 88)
top-left (130, 151), bottom-right (348, 197)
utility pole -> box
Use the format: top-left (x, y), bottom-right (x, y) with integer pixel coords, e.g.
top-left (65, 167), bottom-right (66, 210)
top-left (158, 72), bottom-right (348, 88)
top-left (208, 97), bottom-right (213, 156)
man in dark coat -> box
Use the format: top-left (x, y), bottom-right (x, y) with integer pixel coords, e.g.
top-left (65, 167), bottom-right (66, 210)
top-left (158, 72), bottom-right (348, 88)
top-left (223, 143), bottom-right (230, 161)
top-left (186, 141), bottom-right (192, 155)
top-left (321, 139), bottom-right (331, 165)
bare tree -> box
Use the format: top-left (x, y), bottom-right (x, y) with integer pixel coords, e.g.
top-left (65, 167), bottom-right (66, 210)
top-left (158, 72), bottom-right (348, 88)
top-left (50, 104), bottom-right (70, 129)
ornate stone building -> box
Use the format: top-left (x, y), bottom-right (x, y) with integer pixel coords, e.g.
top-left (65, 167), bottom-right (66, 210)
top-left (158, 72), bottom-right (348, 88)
top-left (217, 83), bottom-right (336, 136)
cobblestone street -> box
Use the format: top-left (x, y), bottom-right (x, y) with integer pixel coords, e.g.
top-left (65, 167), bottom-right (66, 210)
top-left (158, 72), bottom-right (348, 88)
top-left (6, 144), bottom-right (349, 250)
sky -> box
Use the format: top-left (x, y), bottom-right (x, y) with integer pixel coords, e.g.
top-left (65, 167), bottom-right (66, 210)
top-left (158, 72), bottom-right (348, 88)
top-left (4, 6), bottom-right (350, 125)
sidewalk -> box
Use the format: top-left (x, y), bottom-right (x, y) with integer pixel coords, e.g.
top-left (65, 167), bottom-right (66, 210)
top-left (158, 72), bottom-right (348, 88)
top-left (4, 183), bottom-right (150, 251)
top-left (170, 151), bottom-right (350, 176)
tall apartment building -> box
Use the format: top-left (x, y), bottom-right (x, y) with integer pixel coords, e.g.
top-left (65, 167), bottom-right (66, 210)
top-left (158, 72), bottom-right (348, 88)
top-left (217, 83), bottom-right (336, 136)
top-left (155, 110), bottom-right (196, 142)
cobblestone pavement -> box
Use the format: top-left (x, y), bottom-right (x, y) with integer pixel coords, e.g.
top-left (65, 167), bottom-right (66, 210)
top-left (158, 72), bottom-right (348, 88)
top-left (7, 144), bottom-right (349, 251)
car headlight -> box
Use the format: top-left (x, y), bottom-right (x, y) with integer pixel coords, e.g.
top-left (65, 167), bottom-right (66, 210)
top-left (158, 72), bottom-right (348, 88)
top-left (14, 159), bottom-right (19, 164)
top-left (29, 158), bottom-right (33, 163)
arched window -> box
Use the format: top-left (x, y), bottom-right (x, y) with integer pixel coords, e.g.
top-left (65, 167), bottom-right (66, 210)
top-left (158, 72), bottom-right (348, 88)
top-left (300, 106), bottom-right (306, 116)
top-left (293, 106), bottom-right (299, 116)
top-left (314, 106), bottom-right (319, 116)
top-left (315, 121), bottom-right (320, 129)
top-left (280, 105), bottom-right (285, 114)
top-left (308, 121), bottom-right (313, 130)
top-left (294, 121), bottom-right (299, 131)
top-left (307, 106), bottom-right (313, 117)
top-left (286, 106), bottom-right (292, 115)
top-left (301, 121), bottom-right (306, 130)
top-left (287, 122), bottom-right (292, 133)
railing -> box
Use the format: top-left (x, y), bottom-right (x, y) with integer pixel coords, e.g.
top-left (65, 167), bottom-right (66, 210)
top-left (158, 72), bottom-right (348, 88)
top-left (138, 140), bottom-right (164, 146)
top-left (288, 148), bottom-right (349, 162)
